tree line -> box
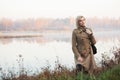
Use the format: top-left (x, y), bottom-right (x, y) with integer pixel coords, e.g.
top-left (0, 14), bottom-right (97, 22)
top-left (0, 17), bottom-right (120, 31)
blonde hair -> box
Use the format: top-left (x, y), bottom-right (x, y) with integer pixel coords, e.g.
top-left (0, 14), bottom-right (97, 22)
top-left (76, 16), bottom-right (86, 28)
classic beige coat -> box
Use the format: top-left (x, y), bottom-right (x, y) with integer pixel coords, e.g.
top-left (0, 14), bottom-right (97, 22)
top-left (72, 27), bottom-right (97, 74)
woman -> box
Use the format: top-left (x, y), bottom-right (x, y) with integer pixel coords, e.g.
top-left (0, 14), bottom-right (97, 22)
top-left (72, 16), bottom-right (97, 74)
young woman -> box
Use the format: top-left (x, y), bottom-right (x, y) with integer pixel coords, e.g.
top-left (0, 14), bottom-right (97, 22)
top-left (72, 16), bottom-right (97, 74)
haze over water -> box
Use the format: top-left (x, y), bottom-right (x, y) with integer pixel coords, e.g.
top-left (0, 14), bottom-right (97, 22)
top-left (0, 30), bottom-right (120, 74)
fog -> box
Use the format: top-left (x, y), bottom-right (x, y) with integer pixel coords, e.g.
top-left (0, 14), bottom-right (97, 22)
top-left (0, 30), bottom-right (120, 75)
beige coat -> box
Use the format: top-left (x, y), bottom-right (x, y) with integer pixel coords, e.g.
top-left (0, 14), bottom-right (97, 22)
top-left (72, 27), bottom-right (97, 74)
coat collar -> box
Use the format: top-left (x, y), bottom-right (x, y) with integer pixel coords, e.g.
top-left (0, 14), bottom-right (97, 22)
top-left (77, 26), bottom-right (86, 32)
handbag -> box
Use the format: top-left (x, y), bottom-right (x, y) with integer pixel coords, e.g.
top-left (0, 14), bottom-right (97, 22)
top-left (91, 44), bottom-right (97, 54)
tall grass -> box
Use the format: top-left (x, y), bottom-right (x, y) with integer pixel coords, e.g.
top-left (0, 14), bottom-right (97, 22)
top-left (0, 48), bottom-right (120, 80)
top-left (98, 64), bottom-right (120, 80)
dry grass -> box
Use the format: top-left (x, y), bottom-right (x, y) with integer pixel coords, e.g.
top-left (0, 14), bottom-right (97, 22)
top-left (0, 48), bottom-right (120, 80)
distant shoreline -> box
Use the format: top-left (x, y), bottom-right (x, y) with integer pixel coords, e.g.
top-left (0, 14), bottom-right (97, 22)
top-left (0, 35), bottom-right (43, 38)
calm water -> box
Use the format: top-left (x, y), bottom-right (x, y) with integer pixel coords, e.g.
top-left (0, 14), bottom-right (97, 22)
top-left (0, 30), bottom-right (120, 75)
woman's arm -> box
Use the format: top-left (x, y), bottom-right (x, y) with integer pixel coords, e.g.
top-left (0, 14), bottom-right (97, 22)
top-left (72, 30), bottom-right (81, 58)
top-left (86, 28), bottom-right (96, 45)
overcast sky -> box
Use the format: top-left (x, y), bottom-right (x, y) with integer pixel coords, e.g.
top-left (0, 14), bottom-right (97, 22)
top-left (0, 0), bottom-right (120, 20)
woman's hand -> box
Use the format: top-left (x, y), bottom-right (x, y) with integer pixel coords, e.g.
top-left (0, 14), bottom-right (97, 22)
top-left (86, 29), bottom-right (93, 35)
top-left (78, 56), bottom-right (83, 62)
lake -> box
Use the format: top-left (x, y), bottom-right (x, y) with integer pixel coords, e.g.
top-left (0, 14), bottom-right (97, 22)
top-left (0, 30), bottom-right (120, 75)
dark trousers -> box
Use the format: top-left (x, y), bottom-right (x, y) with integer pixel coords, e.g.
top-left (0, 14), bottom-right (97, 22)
top-left (76, 64), bottom-right (84, 72)
top-left (76, 64), bottom-right (88, 75)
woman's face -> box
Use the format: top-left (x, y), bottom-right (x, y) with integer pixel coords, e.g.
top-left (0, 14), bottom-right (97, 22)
top-left (78, 17), bottom-right (86, 27)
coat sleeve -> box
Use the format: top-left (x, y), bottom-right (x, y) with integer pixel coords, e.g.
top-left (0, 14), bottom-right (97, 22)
top-left (72, 30), bottom-right (80, 58)
top-left (88, 28), bottom-right (96, 45)
top-left (90, 35), bottom-right (96, 45)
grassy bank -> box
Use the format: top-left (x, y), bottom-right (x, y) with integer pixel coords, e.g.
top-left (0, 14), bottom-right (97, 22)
top-left (97, 64), bottom-right (120, 80)
top-left (0, 48), bottom-right (120, 80)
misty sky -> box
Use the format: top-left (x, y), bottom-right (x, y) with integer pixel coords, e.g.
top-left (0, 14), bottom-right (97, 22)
top-left (0, 0), bottom-right (120, 20)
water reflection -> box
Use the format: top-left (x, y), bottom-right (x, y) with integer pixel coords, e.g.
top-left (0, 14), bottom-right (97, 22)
top-left (0, 30), bottom-right (120, 75)
top-left (0, 30), bottom-right (120, 44)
